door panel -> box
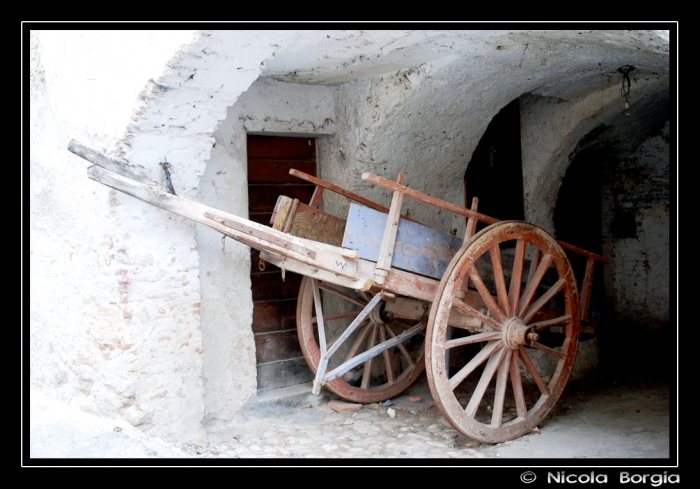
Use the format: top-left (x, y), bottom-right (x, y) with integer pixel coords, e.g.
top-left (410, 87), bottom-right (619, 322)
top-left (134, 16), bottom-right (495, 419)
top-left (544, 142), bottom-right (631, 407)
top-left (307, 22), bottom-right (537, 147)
top-left (248, 135), bottom-right (317, 391)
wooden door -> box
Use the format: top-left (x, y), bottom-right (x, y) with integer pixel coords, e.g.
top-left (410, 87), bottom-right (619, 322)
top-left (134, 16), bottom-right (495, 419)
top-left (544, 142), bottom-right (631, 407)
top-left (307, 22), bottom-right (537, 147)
top-left (247, 135), bottom-right (317, 391)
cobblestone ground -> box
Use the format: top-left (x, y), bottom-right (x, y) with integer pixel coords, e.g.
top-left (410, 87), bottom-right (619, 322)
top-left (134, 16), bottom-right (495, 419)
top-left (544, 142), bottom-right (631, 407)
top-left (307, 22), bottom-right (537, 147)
top-left (176, 374), bottom-right (672, 461)
top-left (29, 373), bottom-right (672, 462)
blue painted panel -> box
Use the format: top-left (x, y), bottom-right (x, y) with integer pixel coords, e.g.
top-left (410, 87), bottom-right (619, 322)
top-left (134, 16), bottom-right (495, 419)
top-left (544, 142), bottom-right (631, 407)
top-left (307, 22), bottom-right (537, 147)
top-left (342, 203), bottom-right (463, 279)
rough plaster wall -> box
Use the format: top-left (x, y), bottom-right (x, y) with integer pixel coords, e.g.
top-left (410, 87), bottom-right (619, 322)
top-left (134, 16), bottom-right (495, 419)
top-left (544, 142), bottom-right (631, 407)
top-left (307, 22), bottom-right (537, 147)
top-left (519, 76), bottom-right (669, 233)
top-left (196, 78), bottom-right (335, 431)
top-left (319, 65), bottom-right (491, 235)
top-left (605, 121), bottom-right (670, 330)
top-left (29, 30), bottom-right (211, 442)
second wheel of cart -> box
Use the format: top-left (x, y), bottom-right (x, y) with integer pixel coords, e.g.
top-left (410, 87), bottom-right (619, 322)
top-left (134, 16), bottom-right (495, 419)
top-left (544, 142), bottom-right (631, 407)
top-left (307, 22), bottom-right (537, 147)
top-left (297, 276), bottom-right (426, 403)
top-left (425, 221), bottom-right (580, 443)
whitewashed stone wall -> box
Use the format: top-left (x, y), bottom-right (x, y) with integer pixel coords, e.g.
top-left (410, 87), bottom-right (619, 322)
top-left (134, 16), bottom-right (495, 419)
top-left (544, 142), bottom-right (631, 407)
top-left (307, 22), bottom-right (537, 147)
top-left (29, 30), bottom-right (212, 442)
top-left (604, 121), bottom-right (670, 330)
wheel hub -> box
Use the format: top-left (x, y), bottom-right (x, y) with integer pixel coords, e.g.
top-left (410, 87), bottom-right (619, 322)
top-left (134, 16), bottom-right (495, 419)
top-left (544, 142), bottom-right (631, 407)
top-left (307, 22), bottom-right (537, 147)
top-left (369, 301), bottom-right (388, 324)
top-left (503, 317), bottom-right (538, 349)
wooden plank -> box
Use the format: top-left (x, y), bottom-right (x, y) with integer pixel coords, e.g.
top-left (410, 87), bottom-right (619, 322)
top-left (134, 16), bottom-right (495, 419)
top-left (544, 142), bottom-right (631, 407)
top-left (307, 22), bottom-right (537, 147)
top-left (251, 271), bottom-right (303, 302)
top-left (289, 169), bottom-right (417, 223)
top-left (286, 202), bottom-right (347, 247)
top-left (270, 196), bottom-right (294, 230)
top-left (251, 299), bottom-right (297, 333)
top-left (260, 251), bottom-right (373, 292)
top-left (87, 164), bottom-right (361, 272)
top-left (256, 357), bottom-right (314, 391)
top-left (579, 257), bottom-right (595, 321)
top-left (375, 174), bottom-right (406, 282)
top-left (248, 159), bottom-right (316, 183)
top-left (363, 172), bottom-right (610, 264)
top-left (342, 203), bottom-right (463, 280)
top-left (254, 329), bottom-right (303, 364)
top-left (363, 172), bottom-right (499, 225)
top-left (248, 184), bottom-right (315, 213)
top-left (247, 135), bottom-right (316, 159)
top-left (205, 211), bottom-right (316, 260)
top-left (68, 140), bottom-right (167, 192)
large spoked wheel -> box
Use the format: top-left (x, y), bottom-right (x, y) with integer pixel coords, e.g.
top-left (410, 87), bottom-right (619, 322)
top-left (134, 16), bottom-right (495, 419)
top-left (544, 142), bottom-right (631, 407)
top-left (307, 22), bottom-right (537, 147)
top-left (297, 276), bottom-right (426, 403)
top-left (426, 221), bottom-right (580, 444)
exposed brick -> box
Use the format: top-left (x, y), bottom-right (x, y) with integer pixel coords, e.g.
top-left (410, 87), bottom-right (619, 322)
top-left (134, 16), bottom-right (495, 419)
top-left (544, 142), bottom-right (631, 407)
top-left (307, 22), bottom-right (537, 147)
top-left (123, 308), bottom-right (133, 319)
top-left (328, 401), bottom-right (362, 413)
top-left (116, 343), bottom-right (133, 350)
top-left (72, 354), bottom-right (94, 366)
top-left (180, 342), bottom-right (189, 348)
top-left (195, 347), bottom-right (204, 354)
top-left (150, 390), bottom-right (168, 399)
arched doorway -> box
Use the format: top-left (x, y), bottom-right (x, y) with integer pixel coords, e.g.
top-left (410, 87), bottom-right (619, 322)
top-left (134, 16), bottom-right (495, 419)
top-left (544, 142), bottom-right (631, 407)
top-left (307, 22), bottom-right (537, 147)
top-left (464, 98), bottom-right (524, 232)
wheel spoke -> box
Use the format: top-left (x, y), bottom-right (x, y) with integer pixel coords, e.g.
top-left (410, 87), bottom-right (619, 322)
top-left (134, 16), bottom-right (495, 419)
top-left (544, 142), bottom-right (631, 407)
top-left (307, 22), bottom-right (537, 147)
top-left (384, 322), bottom-right (416, 366)
top-left (452, 297), bottom-right (502, 331)
top-left (529, 341), bottom-right (566, 359)
top-left (449, 340), bottom-right (504, 391)
top-left (525, 246), bottom-right (541, 290)
top-left (491, 349), bottom-right (512, 427)
top-left (360, 324), bottom-right (378, 389)
top-left (518, 252), bottom-right (554, 317)
top-left (445, 331), bottom-right (502, 349)
top-left (523, 278), bottom-right (565, 323)
top-left (345, 321), bottom-right (372, 359)
top-left (426, 222), bottom-right (581, 443)
top-left (465, 347), bottom-right (506, 417)
top-left (378, 325), bottom-right (396, 384)
top-left (298, 276), bottom-right (426, 404)
top-left (318, 281), bottom-right (368, 308)
top-left (489, 245), bottom-right (512, 317)
top-left (509, 351), bottom-right (528, 418)
top-left (312, 311), bottom-right (360, 323)
top-left (508, 239), bottom-right (526, 314)
top-left (517, 347), bottom-right (550, 396)
top-left (531, 314), bottom-right (571, 330)
top-left (468, 267), bottom-right (507, 323)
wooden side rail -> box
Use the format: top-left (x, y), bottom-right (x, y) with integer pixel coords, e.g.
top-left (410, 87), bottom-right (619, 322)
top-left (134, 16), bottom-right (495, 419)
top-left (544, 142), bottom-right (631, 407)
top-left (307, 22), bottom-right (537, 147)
top-left (289, 169), bottom-right (417, 223)
top-left (361, 172), bottom-right (610, 264)
top-left (361, 172), bottom-right (610, 322)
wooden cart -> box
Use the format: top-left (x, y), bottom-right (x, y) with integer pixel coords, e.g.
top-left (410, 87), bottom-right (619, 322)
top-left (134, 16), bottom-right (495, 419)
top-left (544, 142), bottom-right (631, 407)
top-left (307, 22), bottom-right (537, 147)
top-left (69, 140), bottom-right (609, 444)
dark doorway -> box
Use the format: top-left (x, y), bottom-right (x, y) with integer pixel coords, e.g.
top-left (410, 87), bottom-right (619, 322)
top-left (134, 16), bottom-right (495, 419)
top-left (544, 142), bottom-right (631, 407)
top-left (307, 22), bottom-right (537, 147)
top-left (464, 98), bottom-right (524, 232)
top-left (247, 135), bottom-right (317, 391)
top-left (554, 149), bottom-right (605, 331)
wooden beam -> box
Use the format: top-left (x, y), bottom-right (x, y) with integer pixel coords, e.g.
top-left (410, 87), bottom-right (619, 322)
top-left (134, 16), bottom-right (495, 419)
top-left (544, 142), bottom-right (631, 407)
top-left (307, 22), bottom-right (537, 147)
top-left (375, 173), bottom-right (406, 284)
top-left (86, 165), bottom-right (364, 282)
top-left (289, 169), bottom-right (417, 223)
top-left (362, 172), bottom-right (610, 264)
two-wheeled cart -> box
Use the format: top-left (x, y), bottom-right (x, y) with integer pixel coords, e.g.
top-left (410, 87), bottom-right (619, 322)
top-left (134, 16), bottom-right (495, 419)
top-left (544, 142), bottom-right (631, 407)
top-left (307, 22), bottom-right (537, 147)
top-left (69, 140), bottom-right (609, 444)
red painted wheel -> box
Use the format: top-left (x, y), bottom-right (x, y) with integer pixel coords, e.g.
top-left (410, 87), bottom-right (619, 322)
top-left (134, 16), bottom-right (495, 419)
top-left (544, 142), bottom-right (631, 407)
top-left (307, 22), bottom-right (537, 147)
top-left (426, 221), bottom-right (580, 443)
top-left (297, 276), bottom-right (425, 403)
